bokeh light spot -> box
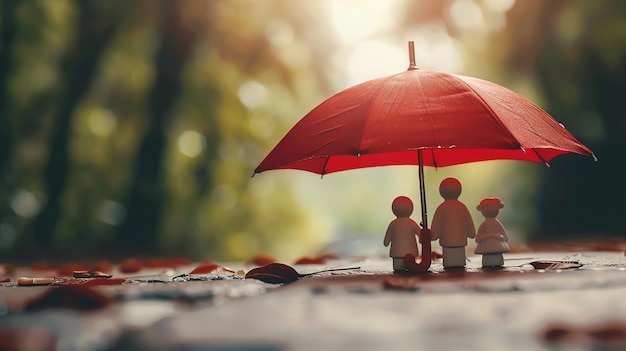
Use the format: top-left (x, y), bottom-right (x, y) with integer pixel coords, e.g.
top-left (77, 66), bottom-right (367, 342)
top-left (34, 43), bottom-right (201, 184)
top-left (238, 80), bottom-right (268, 110)
top-left (10, 189), bottom-right (40, 218)
top-left (484, 0), bottom-right (515, 13)
top-left (265, 19), bottom-right (294, 47)
top-left (177, 130), bottom-right (206, 158)
top-left (88, 108), bottom-right (118, 137)
top-left (97, 200), bottom-right (126, 226)
top-left (448, 0), bottom-right (484, 31)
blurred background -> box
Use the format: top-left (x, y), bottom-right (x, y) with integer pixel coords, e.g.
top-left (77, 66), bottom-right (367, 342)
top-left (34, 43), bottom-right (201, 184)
top-left (0, 0), bottom-right (623, 263)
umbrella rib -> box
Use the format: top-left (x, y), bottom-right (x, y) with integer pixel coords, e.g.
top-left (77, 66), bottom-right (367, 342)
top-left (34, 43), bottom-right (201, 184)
top-left (321, 156), bottom-right (330, 177)
top-left (531, 148), bottom-right (550, 166)
top-left (416, 73), bottom-right (442, 147)
top-left (454, 76), bottom-right (523, 149)
top-left (430, 148), bottom-right (438, 169)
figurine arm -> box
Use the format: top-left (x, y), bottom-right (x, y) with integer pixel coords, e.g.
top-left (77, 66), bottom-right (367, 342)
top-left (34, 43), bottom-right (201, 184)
top-left (383, 223), bottom-right (393, 247)
top-left (411, 218), bottom-right (421, 238)
top-left (498, 221), bottom-right (509, 241)
top-left (465, 207), bottom-right (476, 239)
top-left (430, 209), bottom-right (441, 240)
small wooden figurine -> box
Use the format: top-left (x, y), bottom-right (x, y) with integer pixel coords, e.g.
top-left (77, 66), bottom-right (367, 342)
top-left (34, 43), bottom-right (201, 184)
top-left (383, 196), bottom-right (421, 272)
top-left (431, 178), bottom-right (476, 268)
top-left (474, 197), bottom-right (510, 267)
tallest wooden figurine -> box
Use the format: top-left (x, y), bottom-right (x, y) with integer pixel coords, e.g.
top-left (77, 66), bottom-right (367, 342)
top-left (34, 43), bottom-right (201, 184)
top-left (431, 178), bottom-right (476, 268)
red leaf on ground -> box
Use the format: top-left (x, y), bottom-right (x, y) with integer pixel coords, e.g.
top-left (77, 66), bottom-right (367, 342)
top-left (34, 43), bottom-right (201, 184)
top-left (30, 261), bottom-right (52, 271)
top-left (57, 262), bottom-right (90, 276)
top-left (0, 263), bottom-right (14, 276)
top-left (88, 260), bottom-right (113, 273)
top-left (189, 262), bottom-right (235, 274)
top-left (23, 285), bottom-right (112, 312)
top-left (119, 259), bottom-right (144, 273)
top-left (143, 258), bottom-right (170, 268)
top-left (168, 257), bottom-right (192, 267)
top-left (189, 262), bottom-right (219, 274)
top-left (293, 256), bottom-right (326, 265)
top-left (540, 324), bottom-right (579, 342)
top-left (0, 327), bottom-right (56, 351)
top-left (246, 253), bottom-right (276, 266)
top-left (245, 263), bottom-right (301, 284)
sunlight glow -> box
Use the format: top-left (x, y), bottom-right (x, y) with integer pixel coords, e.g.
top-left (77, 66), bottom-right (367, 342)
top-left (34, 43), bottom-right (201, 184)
top-left (338, 41), bottom-right (406, 86)
top-left (325, 0), bottom-right (396, 44)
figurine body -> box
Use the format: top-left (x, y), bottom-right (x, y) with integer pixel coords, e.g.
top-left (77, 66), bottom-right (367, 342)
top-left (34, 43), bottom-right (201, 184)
top-left (384, 196), bottom-right (421, 272)
top-left (431, 178), bottom-right (476, 268)
top-left (474, 197), bottom-right (509, 267)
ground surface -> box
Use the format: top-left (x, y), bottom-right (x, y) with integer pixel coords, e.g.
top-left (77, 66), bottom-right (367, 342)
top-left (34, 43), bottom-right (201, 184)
top-left (2, 244), bottom-right (626, 351)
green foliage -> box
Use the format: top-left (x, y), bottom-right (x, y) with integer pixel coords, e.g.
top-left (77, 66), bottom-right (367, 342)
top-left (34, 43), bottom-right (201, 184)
top-left (0, 0), bottom-right (326, 261)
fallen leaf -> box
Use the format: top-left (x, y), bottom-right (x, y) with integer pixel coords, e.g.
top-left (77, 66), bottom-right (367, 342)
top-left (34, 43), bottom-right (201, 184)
top-left (245, 263), bottom-right (301, 284)
top-left (245, 263), bottom-right (360, 284)
top-left (119, 259), bottom-right (143, 273)
top-left (189, 262), bottom-right (235, 274)
top-left (540, 324), bottom-right (579, 342)
top-left (23, 285), bottom-right (111, 312)
top-left (529, 260), bottom-right (583, 270)
top-left (88, 260), bottom-right (113, 273)
top-left (57, 262), bottom-right (89, 276)
top-left (246, 253), bottom-right (276, 266)
top-left (383, 276), bottom-right (420, 291)
top-left (143, 258), bottom-right (171, 268)
top-left (168, 257), bottom-right (192, 267)
top-left (587, 322), bottom-right (626, 343)
top-left (0, 263), bottom-right (14, 276)
top-left (0, 327), bottom-right (56, 351)
top-left (29, 261), bottom-right (52, 271)
top-left (293, 256), bottom-right (326, 265)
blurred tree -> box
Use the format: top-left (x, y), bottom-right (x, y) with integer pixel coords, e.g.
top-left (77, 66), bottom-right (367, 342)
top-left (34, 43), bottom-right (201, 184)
top-left (30, 0), bottom-right (127, 252)
top-left (0, 1), bottom-right (17, 177)
top-left (0, 1), bottom-right (18, 254)
top-left (116, 0), bottom-right (205, 252)
top-left (503, 0), bottom-right (625, 240)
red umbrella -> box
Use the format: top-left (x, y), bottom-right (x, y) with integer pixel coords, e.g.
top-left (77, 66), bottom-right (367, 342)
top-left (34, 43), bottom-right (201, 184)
top-left (254, 42), bottom-right (595, 265)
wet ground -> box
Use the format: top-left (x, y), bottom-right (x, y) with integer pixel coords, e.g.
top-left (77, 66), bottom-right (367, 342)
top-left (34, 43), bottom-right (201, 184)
top-left (2, 249), bottom-right (626, 351)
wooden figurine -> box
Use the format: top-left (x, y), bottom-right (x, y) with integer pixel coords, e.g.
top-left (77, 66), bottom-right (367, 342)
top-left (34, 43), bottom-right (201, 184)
top-left (384, 196), bottom-right (421, 272)
top-left (431, 178), bottom-right (476, 268)
top-left (474, 197), bottom-right (510, 267)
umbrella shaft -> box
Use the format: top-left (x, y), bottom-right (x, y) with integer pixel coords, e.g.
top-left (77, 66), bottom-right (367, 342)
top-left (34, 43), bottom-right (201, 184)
top-left (418, 149), bottom-right (428, 228)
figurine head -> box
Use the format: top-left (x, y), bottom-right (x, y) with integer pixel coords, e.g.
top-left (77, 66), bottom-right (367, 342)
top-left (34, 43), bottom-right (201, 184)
top-left (391, 196), bottom-right (413, 218)
top-left (477, 197), bottom-right (504, 218)
top-left (439, 177), bottom-right (462, 200)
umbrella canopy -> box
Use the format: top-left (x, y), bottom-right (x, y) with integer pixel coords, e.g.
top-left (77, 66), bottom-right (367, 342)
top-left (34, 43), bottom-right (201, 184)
top-left (255, 69), bottom-right (594, 174)
top-left (254, 42), bottom-right (595, 232)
